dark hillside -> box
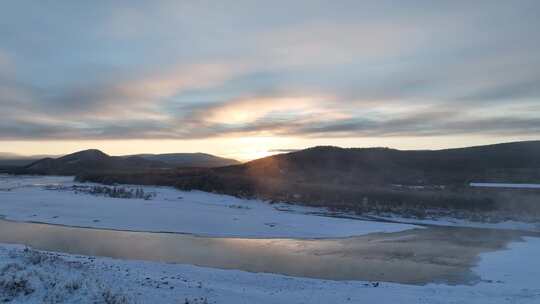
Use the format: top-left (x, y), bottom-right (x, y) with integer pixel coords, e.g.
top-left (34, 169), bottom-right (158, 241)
top-left (216, 141), bottom-right (540, 185)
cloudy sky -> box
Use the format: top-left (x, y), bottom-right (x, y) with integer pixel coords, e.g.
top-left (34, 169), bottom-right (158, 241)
top-left (1, 1), bottom-right (539, 160)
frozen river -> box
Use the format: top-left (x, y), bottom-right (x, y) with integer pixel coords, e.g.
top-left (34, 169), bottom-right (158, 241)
top-left (0, 218), bottom-right (532, 284)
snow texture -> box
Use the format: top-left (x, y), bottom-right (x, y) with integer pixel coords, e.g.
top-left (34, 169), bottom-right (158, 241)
top-left (369, 214), bottom-right (540, 232)
top-left (0, 175), bottom-right (417, 238)
top-left (470, 182), bottom-right (540, 189)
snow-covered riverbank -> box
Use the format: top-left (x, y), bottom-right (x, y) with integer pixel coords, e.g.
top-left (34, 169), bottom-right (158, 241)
top-left (0, 175), bottom-right (417, 238)
top-left (2, 236), bottom-right (539, 304)
top-left (368, 214), bottom-right (540, 232)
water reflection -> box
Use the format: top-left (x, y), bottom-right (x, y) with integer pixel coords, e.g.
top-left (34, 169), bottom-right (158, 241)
top-left (0, 219), bottom-right (523, 284)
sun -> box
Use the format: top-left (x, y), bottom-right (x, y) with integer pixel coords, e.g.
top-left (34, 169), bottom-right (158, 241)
top-left (226, 136), bottom-right (291, 162)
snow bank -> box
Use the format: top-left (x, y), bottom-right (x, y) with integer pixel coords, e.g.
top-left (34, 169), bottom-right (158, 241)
top-left (369, 214), bottom-right (540, 232)
top-left (470, 182), bottom-right (540, 189)
top-left (0, 245), bottom-right (131, 304)
top-left (0, 175), bottom-right (417, 238)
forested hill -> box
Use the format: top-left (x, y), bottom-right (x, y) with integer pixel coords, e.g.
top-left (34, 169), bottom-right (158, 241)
top-left (215, 140), bottom-right (540, 186)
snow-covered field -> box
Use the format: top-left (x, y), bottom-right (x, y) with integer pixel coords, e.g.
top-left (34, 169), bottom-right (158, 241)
top-left (0, 175), bottom-right (417, 238)
top-left (368, 214), bottom-right (540, 232)
top-left (1, 236), bottom-right (539, 304)
top-left (470, 182), bottom-right (540, 189)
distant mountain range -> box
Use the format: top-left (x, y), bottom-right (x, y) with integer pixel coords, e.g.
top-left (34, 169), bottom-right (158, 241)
top-left (0, 153), bottom-right (61, 167)
top-left (4, 141), bottom-right (540, 185)
top-left (127, 153), bottom-right (239, 168)
top-left (1, 149), bottom-right (240, 174)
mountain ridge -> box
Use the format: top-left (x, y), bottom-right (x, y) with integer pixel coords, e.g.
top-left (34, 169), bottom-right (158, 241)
top-left (127, 152), bottom-right (240, 167)
top-left (21, 149), bottom-right (167, 175)
top-left (3, 149), bottom-right (241, 174)
top-left (214, 140), bottom-right (540, 185)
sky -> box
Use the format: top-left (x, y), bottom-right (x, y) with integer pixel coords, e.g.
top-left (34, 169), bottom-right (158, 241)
top-left (1, 1), bottom-right (539, 161)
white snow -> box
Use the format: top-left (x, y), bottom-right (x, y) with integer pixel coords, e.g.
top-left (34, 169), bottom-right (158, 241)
top-left (470, 182), bottom-right (540, 189)
top-left (1, 236), bottom-right (539, 303)
top-left (0, 175), bottom-right (417, 238)
top-left (368, 214), bottom-right (540, 232)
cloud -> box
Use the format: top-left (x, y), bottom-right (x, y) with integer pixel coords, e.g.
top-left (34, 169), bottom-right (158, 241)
top-left (274, 112), bottom-right (540, 138)
top-left (0, 1), bottom-right (539, 143)
top-left (0, 50), bottom-right (11, 71)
